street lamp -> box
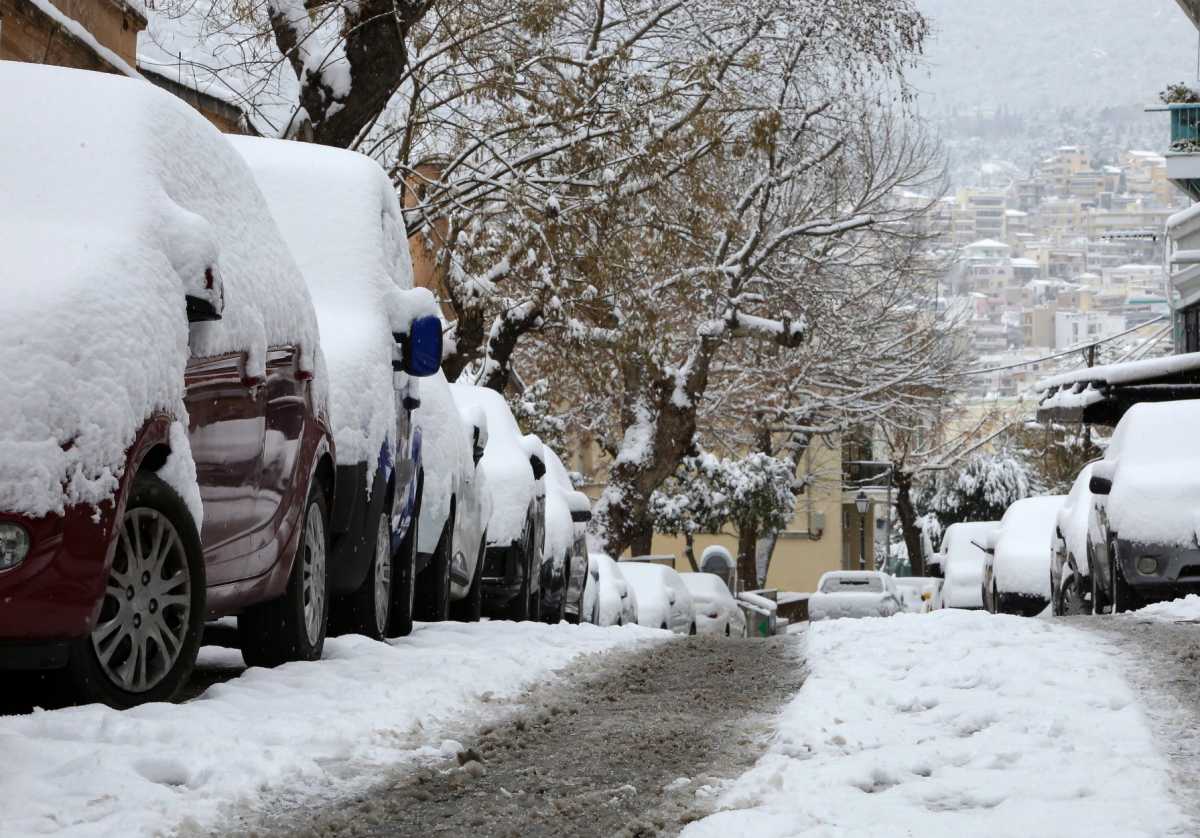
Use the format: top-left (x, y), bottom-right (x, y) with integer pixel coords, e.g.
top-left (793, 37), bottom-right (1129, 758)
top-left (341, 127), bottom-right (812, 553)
top-left (855, 491), bottom-right (869, 571)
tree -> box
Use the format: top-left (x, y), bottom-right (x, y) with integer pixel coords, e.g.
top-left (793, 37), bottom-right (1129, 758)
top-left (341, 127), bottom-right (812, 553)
top-left (918, 448), bottom-right (1038, 532)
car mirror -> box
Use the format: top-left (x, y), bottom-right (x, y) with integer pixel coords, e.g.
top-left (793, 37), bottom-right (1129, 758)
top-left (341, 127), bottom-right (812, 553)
top-left (571, 509), bottom-right (592, 523)
top-left (394, 315), bottom-right (442, 377)
top-left (1089, 475), bottom-right (1112, 496)
top-left (472, 426), bottom-right (486, 466)
top-left (186, 293), bottom-right (221, 323)
top-left (529, 454), bottom-right (546, 480)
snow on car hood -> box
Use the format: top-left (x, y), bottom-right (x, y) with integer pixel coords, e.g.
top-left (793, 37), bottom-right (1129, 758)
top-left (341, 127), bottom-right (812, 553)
top-left (448, 383), bottom-right (539, 546)
top-left (230, 137), bottom-right (425, 478)
top-left (993, 496), bottom-right (1066, 597)
top-left (0, 63), bottom-right (320, 518)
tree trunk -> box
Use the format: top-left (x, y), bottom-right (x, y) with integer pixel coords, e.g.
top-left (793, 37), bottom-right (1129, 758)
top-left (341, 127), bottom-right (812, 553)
top-left (893, 468), bottom-right (924, 577)
top-left (736, 523), bottom-right (759, 591)
top-left (683, 533), bottom-right (699, 572)
top-left (629, 525), bottom-right (654, 558)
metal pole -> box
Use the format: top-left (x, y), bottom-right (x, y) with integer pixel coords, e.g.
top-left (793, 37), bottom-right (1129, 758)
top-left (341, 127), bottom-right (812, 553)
top-left (885, 469), bottom-right (893, 573)
top-left (859, 510), bottom-right (866, 571)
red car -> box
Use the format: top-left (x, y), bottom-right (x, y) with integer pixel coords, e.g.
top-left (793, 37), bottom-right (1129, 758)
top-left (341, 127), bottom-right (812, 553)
top-left (0, 62), bottom-right (335, 707)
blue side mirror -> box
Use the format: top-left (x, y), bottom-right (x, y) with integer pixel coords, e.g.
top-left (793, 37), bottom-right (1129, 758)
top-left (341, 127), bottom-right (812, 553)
top-left (398, 315), bottom-right (442, 377)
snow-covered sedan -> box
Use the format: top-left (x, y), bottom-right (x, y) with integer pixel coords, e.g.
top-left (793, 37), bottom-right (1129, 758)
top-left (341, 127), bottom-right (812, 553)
top-left (939, 521), bottom-right (999, 609)
top-left (809, 571), bottom-right (902, 621)
top-left (983, 495), bottom-right (1066, 616)
top-left (1087, 401), bottom-right (1200, 614)
top-left (620, 561), bottom-right (695, 634)
top-left (680, 572), bottom-right (747, 637)
top-left (539, 446), bottom-right (591, 622)
top-left (413, 371), bottom-right (492, 622)
top-left (232, 137), bottom-right (443, 640)
top-left (585, 552), bottom-right (638, 626)
top-left (1051, 463), bottom-right (1095, 616)
top-left (448, 384), bottom-right (545, 619)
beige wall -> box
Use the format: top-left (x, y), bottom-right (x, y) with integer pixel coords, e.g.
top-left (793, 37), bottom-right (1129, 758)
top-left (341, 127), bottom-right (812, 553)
top-left (1, 0), bottom-right (142, 73)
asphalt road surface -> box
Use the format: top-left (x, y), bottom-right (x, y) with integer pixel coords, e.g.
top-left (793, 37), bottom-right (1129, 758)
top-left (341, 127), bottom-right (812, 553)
top-left (225, 633), bottom-right (806, 838)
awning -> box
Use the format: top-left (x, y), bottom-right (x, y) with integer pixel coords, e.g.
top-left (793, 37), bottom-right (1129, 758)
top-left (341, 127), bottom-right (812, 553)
top-left (1035, 351), bottom-right (1200, 425)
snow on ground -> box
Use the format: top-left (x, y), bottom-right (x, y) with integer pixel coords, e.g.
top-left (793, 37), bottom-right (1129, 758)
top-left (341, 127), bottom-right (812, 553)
top-left (683, 610), bottom-right (1189, 838)
top-left (1, 621), bottom-right (663, 837)
top-left (1134, 595), bottom-right (1200, 622)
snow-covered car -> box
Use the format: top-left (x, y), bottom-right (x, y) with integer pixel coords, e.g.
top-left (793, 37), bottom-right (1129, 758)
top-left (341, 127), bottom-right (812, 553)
top-left (620, 561), bottom-right (695, 634)
top-left (892, 577), bottom-right (943, 613)
top-left (232, 137), bottom-right (443, 640)
top-left (448, 384), bottom-right (545, 619)
top-left (982, 495), bottom-right (1066, 616)
top-left (680, 572), bottom-right (747, 637)
top-left (0, 64), bottom-right (336, 707)
top-left (585, 552), bottom-right (638, 626)
top-left (413, 371), bottom-right (492, 622)
top-left (1087, 401), bottom-right (1200, 614)
top-left (1051, 463), bottom-right (1096, 616)
top-left (539, 446), bottom-right (592, 622)
top-left (809, 571), bottom-right (902, 621)
top-left (938, 521), bottom-right (999, 609)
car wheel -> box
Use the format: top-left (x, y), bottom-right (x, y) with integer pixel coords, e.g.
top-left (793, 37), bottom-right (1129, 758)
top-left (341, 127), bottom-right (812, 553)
top-left (507, 536), bottom-right (533, 621)
top-left (415, 512), bottom-right (453, 622)
top-left (725, 623), bottom-right (731, 637)
top-left (1089, 547), bottom-right (1107, 614)
top-left (66, 473), bottom-right (205, 708)
top-left (387, 490), bottom-right (420, 638)
top-left (450, 534), bottom-right (486, 623)
top-left (240, 482), bottom-right (330, 667)
top-left (992, 582), bottom-right (1001, 615)
top-left (1060, 573), bottom-right (1087, 617)
top-left (1110, 543), bottom-right (1140, 615)
top-left (332, 511), bottom-right (393, 640)
top-left (689, 622), bottom-right (697, 636)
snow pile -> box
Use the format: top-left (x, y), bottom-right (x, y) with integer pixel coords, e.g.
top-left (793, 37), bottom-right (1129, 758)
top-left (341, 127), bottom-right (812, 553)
top-left (0, 63), bottom-right (318, 519)
top-left (940, 521), bottom-right (998, 609)
top-left (1134, 595), bottom-right (1200, 621)
top-left (683, 610), bottom-right (1187, 838)
top-left (1104, 401), bottom-right (1200, 547)
top-left (448, 384), bottom-right (542, 546)
top-left (992, 495), bottom-right (1066, 598)
top-left (0, 621), bottom-right (664, 837)
top-left (230, 137), bottom-right (420, 480)
top-left (414, 370), bottom-right (474, 554)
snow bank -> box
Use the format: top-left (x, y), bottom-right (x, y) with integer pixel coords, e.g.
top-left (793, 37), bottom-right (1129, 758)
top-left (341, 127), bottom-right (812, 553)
top-left (448, 384), bottom-right (540, 546)
top-left (0, 621), bottom-right (663, 837)
top-left (1134, 594), bottom-right (1200, 621)
top-left (940, 521), bottom-right (997, 609)
top-left (993, 496), bottom-right (1065, 598)
top-left (683, 610), bottom-right (1187, 838)
top-left (0, 63), bottom-right (318, 519)
top-left (230, 138), bottom-right (416, 481)
top-left (1104, 401), bottom-right (1200, 547)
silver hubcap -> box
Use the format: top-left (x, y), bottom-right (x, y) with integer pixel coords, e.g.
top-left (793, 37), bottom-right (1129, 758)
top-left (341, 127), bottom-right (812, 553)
top-left (302, 503), bottom-right (327, 645)
top-left (373, 514), bottom-right (391, 635)
top-left (92, 508), bottom-right (191, 693)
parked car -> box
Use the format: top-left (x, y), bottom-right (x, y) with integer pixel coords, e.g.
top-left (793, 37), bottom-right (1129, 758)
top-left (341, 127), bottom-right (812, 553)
top-left (809, 571), bottom-right (902, 621)
top-left (1087, 401), bottom-right (1200, 614)
top-left (938, 521), bottom-right (999, 609)
top-left (620, 561), bottom-right (695, 634)
top-left (892, 577), bottom-right (943, 613)
top-left (0, 63), bottom-right (335, 707)
top-left (448, 384), bottom-right (545, 619)
top-left (982, 495), bottom-right (1066, 616)
top-left (585, 553), bottom-right (638, 626)
top-left (539, 446), bottom-right (591, 622)
top-left (232, 137), bottom-right (442, 640)
top-left (680, 572), bottom-right (747, 637)
top-left (1051, 463), bottom-right (1095, 616)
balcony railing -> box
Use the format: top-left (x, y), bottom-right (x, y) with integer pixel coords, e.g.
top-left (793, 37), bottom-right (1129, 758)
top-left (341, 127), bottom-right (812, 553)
top-left (843, 460), bottom-right (891, 489)
top-left (1168, 103), bottom-right (1200, 150)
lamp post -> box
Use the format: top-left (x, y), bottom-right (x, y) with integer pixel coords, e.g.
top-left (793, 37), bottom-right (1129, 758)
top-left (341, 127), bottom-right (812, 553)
top-left (855, 490), bottom-right (869, 571)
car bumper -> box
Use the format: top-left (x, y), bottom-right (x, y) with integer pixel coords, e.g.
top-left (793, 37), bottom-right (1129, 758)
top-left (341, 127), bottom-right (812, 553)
top-left (1116, 539), bottom-right (1200, 600)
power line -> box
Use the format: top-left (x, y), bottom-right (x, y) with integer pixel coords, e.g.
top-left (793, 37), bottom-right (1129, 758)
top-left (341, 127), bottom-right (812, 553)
top-left (961, 314), bottom-right (1167, 377)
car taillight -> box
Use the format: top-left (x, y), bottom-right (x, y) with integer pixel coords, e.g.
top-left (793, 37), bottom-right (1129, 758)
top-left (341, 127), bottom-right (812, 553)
top-left (0, 523), bottom-right (31, 571)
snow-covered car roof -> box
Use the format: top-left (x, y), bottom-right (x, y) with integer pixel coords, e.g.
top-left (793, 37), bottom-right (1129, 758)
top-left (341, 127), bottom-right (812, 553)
top-left (680, 572), bottom-right (734, 604)
top-left (1103, 401), bottom-right (1200, 547)
top-left (0, 62), bottom-right (320, 517)
top-left (230, 137), bottom-right (436, 474)
top-left (620, 561), bottom-right (688, 628)
top-left (448, 383), bottom-right (540, 546)
top-left (994, 496), bottom-right (1066, 597)
top-left (816, 571), bottom-right (892, 594)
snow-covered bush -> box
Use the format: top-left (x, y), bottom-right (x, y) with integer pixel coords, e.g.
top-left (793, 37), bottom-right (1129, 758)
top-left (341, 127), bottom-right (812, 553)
top-left (1160, 82), bottom-right (1200, 104)
top-left (918, 449), bottom-right (1037, 531)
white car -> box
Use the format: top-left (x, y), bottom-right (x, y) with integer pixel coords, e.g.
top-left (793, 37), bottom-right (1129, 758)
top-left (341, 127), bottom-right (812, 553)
top-left (809, 571), bottom-right (902, 621)
top-left (620, 561), bottom-right (695, 634)
top-left (584, 552), bottom-right (638, 626)
top-left (1051, 464), bottom-right (1094, 616)
top-left (447, 384), bottom-right (545, 619)
top-left (680, 572), bottom-right (747, 637)
top-left (983, 495), bottom-right (1067, 616)
top-left (540, 446), bottom-right (592, 622)
top-left (414, 371), bottom-right (493, 622)
top-left (892, 577), bottom-right (943, 613)
top-left (939, 521), bottom-right (999, 609)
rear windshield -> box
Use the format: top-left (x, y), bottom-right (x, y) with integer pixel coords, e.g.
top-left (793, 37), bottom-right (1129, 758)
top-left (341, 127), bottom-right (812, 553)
top-left (821, 575), bottom-right (883, 593)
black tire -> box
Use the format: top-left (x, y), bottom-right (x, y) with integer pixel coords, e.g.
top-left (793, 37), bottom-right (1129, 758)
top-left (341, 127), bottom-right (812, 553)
top-left (725, 623), bottom-right (731, 637)
top-left (689, 622), bottom-right (697, 636)
top-left (530, 586), bottom-right (543, 622)
top-left (1110, 544), bottom-right (1141, 614)
top-left (240, 483), bottom-right (330, 667)
top-left (415, 512), bottom-right (453, 622)
top-left (331, 510), bottom-right (393, 641)
top-left (1090, 546), bottom-right (1108, 614)
top-left (1060, 572), bottom-right (1087, 617)
top-left (387, 489), bottom-right (421, 638)
top-left (450, 535), bottom-right (486, 623)
top-left (65, 472), bottom-right (205, 709)
top-left (507, 562), bottom-right (531, 620)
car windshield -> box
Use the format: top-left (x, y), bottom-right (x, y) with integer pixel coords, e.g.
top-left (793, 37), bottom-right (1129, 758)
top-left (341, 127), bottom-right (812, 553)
top-left (821, 575), bottom-right (883, 593)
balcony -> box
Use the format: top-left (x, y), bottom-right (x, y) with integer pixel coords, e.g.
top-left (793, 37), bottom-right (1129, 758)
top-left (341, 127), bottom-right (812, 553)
top-left (843, 460), bottom-right (891, 489)
top-left (1164, 103), bottom-right (1200, 201)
